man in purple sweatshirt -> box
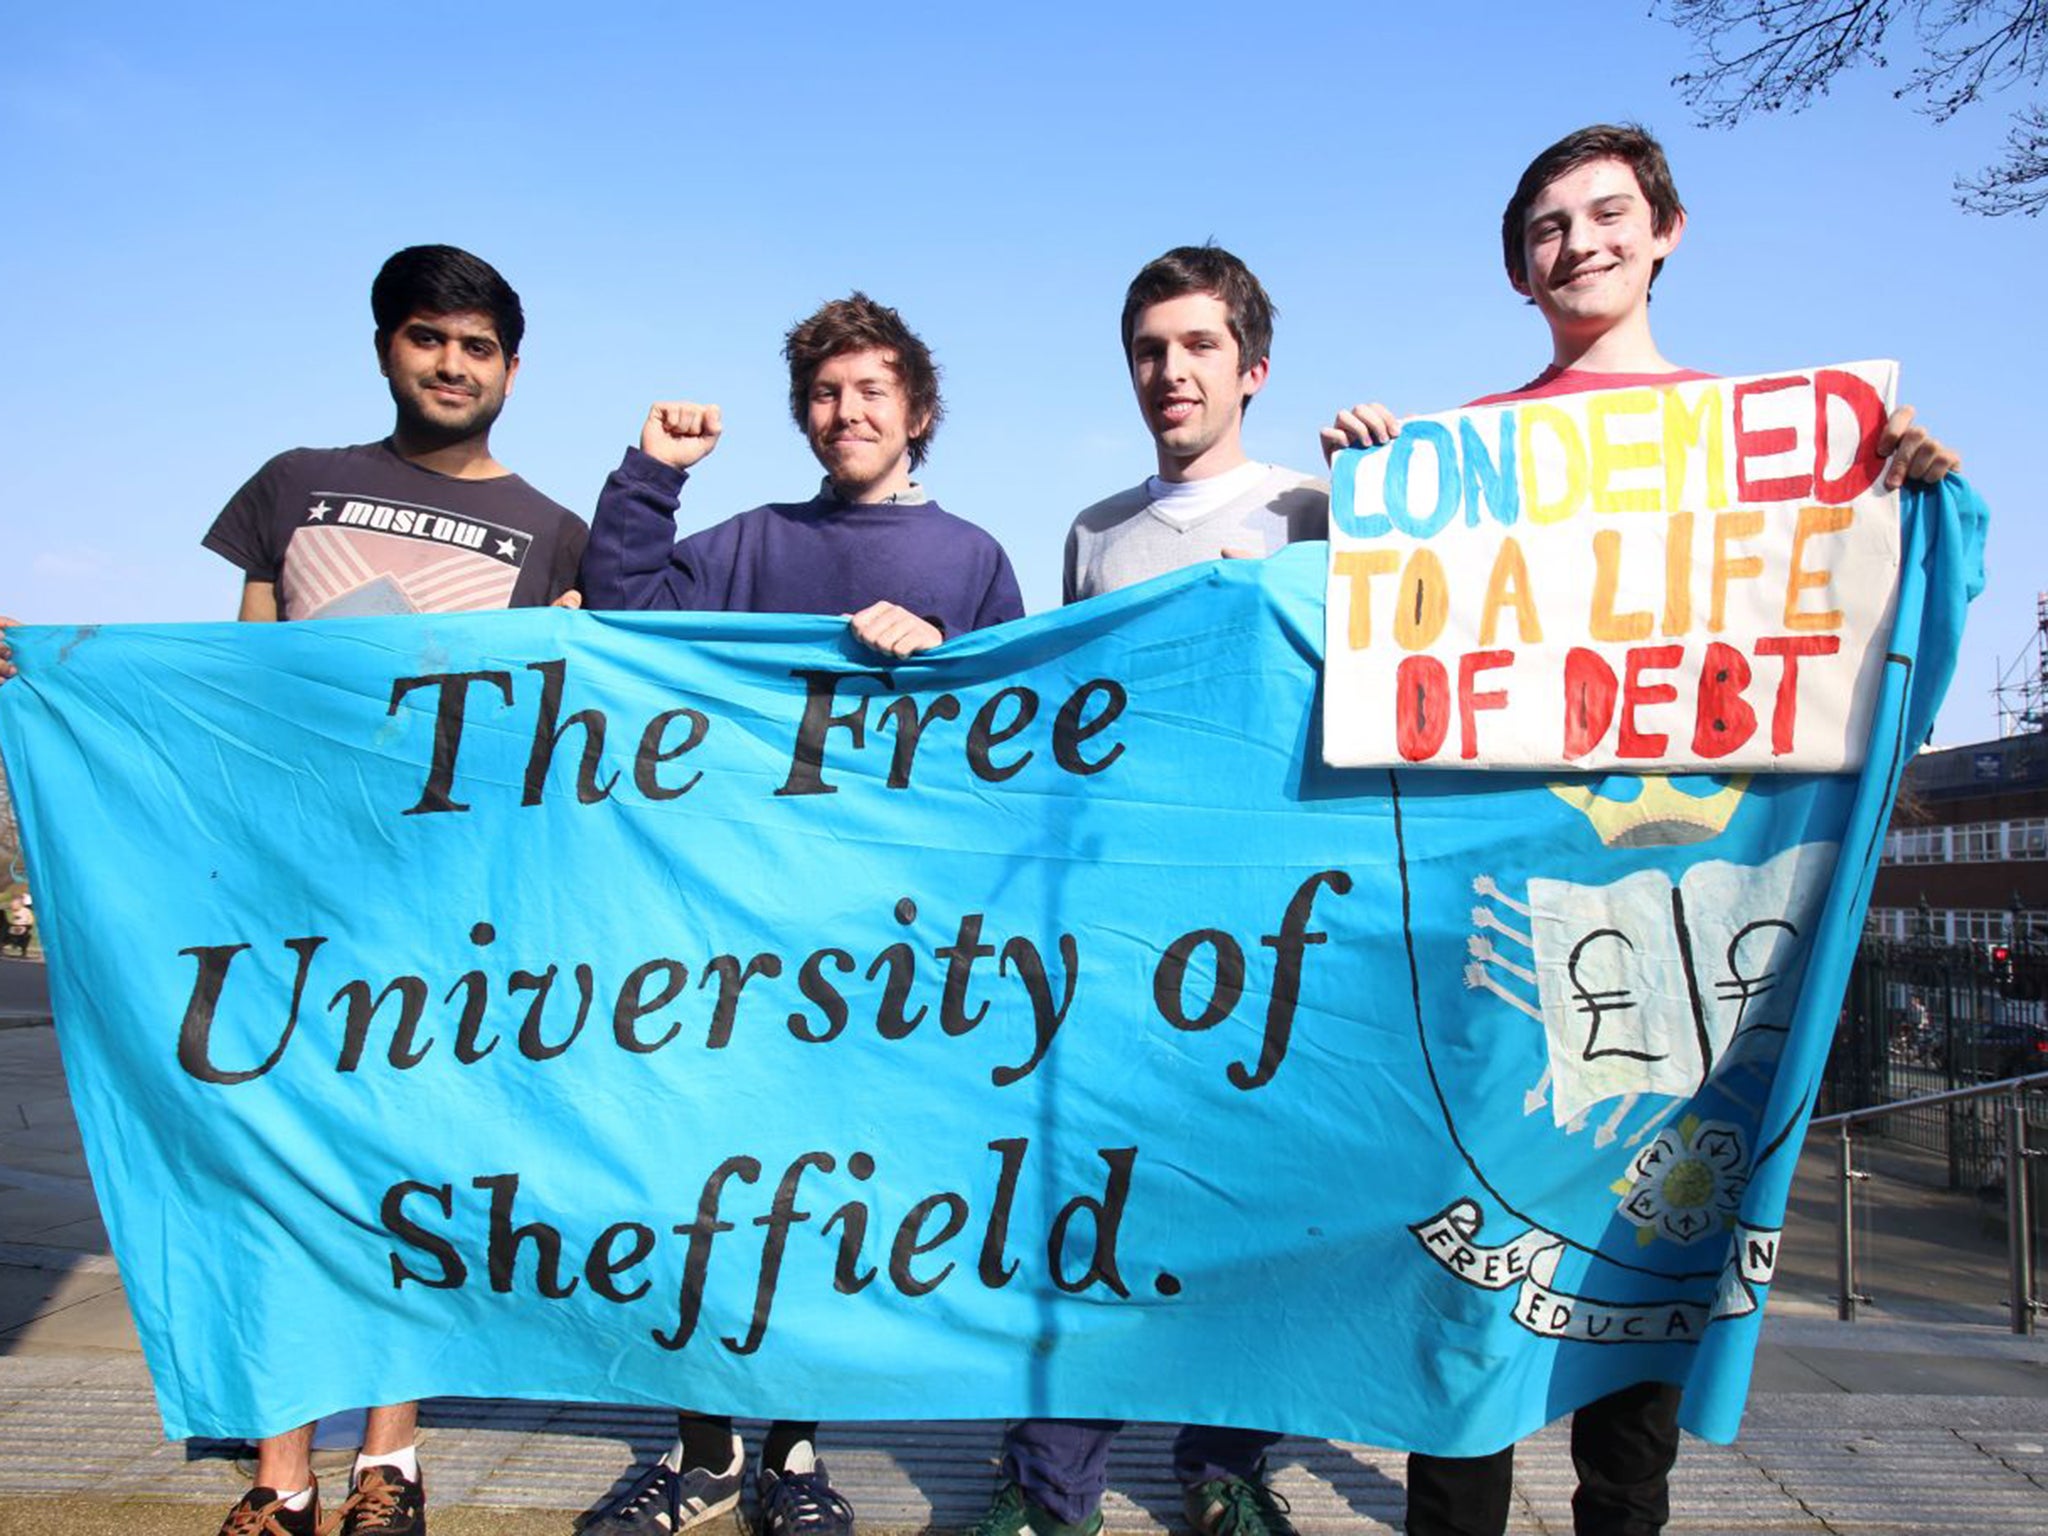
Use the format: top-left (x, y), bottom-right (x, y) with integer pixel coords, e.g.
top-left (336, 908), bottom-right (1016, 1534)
top-left (576, 293), bottom-right (1022, 1536)
top-left (580, 292), bottom-right (1021, 650)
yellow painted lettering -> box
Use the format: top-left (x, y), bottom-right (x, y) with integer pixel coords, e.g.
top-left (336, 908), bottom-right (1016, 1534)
top-left (1710, 511), bottom-right (1766, 633)
top-left (1587, 389), bottom-right (1662, 513)
top-left (1663, 511), bottom-right (1694, 637)
top-left (1478, 537), bottom-right (1542, 646)
top-left (1334, 549), bottom-right (1399, 650)
top-left (1784, 504), bottom-right (1852, 631)
top-left (1661, 385), bottom-right (1726, 512)
top-left (1517, 404), bottom-right (1588, 525)
top-left (1394, 549), bottom-right (1449, 651)
top-left (1590, 529), bottom-right (1655, 642)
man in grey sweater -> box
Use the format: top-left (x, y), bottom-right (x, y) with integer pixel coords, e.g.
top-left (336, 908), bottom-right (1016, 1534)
top-left (972, 246), bottom-right (1396, 1536)
top-left (1064, 245), bottom-right (1346, 603)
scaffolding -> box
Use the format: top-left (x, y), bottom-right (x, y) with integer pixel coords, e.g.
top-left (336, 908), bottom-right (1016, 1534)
top-left (1996, 592), bottom-right (2048, 738)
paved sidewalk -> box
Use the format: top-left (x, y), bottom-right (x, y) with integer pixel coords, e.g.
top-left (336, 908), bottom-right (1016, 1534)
top-left (0, 955), bottom-right (49, 1031)
top-left (2, 1009), bottom-right (2043, 1534)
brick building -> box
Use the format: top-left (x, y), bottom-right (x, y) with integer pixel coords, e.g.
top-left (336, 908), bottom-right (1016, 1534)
top-left (1869, 731), bottom-right (2048, 945)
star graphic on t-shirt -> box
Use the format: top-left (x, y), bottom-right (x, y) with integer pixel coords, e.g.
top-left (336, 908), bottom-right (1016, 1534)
top-left (308, 501), bottom-right (331, 521)
top-left (495, 537), bottom-right (520, 558)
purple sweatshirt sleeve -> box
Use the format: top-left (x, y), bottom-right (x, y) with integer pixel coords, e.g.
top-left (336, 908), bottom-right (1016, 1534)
top-left (580, 447), bottom-right (708, 612)
top-left (973, 552), bottom-right (1026, 631)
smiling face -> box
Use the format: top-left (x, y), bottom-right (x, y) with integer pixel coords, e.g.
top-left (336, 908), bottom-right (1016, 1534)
top-left (380, 309), bottom-right (517, 447)
top-left (1513, 156), bottom-right (1684, 357)
top-left (804, 347), bottom-right (927, 503)
top-left (1128, 291), bottom-right (1269, 482)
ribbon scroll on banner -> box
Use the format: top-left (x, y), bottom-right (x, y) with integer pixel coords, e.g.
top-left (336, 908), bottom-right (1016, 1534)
top-left (0, 393), bottom-right (1985, 1454)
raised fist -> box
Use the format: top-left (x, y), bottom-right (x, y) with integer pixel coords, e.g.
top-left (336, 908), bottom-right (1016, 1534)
top-left (641, 401), bottom-right (723, 472)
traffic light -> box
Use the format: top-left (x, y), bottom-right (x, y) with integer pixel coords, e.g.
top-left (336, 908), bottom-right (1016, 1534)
top-left (1991, 944), bottom-right (2015, 990)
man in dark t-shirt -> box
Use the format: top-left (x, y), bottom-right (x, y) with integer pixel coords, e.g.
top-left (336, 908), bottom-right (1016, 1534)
top-left (205, 439), bottom-right (583, 619)
top-left (205, 252), bottom-right (583, 625)
top-left (198, 244), bottom-right (585, 1536)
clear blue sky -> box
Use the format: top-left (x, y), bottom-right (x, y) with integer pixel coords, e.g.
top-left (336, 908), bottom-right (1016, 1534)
top-left (4, 4), bottom-right (2039, 744)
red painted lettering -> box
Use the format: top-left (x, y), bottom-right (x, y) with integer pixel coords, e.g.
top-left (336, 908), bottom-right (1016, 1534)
top-left (1812, 368), bottom-right (1888, 504)
top-left (1755, 634), bottom-right (1843, 754)
top-left (1395, 655), bottom-right (1450, 762)
top-left (1618, 644), bottom-right (1683, 759)
top-left (1562, 648), bottom-right (1617, 759)
top-left (1733, 374), bottom-right (1811, 503)
top-left (1458, 650), bottom-right (1514, 761)
top-left (1691, 641), bottom-right (1758, 758)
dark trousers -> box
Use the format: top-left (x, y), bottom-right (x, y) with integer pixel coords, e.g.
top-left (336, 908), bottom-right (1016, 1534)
top-left (1002, 1418), bottom-right (1282, 1526)
top-left (1405, 1382), bottom-right (1681, 1536)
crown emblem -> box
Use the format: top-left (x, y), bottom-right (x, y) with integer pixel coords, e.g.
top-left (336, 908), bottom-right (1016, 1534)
top-left (1548, 775), bottom-right (1750, 848)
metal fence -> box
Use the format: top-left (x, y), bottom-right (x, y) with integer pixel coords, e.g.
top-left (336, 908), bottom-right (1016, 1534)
top-left (1826, 937), bottom-right (2048, 1214)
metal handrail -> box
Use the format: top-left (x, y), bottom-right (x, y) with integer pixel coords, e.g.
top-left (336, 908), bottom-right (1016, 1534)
top-left (1812, 1068), bottom-right (2048, 1128)
top-left (1810, 1069), bottom-right (2048, 1334)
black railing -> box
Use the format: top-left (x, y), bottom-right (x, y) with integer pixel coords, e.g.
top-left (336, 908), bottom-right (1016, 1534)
top-left (1813, 1074), bottom-right (2047, 1333)
top-left (1826, 937), bottom-right (2048, 1209)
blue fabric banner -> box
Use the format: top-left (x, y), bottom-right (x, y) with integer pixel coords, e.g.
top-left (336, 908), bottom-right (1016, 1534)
top-left (0, 484), bottom-right (1985, 1451)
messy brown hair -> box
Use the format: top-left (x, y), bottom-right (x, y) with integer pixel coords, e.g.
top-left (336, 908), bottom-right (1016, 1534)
top-left (784, 292), bottom-right (943, 469)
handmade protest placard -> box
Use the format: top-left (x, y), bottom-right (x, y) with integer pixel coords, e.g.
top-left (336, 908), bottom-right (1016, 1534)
top-left (1324, 362), bottom-right (1902, 771)
top-left (0, 481), bottom-right (1985, 1453)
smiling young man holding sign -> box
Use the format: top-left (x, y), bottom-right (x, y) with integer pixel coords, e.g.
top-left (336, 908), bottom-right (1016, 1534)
top-left (1324, 122), bottom-right (1959, 1536)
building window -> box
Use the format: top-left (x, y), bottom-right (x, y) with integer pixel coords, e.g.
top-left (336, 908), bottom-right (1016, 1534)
top-left (1882, 818), bottom-right (2048, 864)
top-left (1887, 826), bottom-right (1948, 864)
top-left (1958, 824), bottom-right (2000, 861)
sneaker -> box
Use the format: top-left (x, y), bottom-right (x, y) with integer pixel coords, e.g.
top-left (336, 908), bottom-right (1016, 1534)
top-left (961, 1482), bottom-right (1102, 1536)
top-left (334, 1464), bottom-right (426, 1535)
top-left (215, 1484), bottom-right (319, 1536)
top-left (587, 1437), bottom-right (745, 1535)
top-left (756, 1459), bottom-right (855, 1536)
top-left (674, 1434), bottom-right (747, 1529)
top-left (1183, 1470), bottom-right (1297, 1536)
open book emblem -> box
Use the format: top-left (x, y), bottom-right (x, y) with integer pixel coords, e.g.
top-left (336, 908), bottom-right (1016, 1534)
top-left (1466, 843), bottom-right (1832, 1132)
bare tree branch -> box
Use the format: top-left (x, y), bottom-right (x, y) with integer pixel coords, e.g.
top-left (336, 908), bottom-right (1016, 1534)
top-left (1956, 100), bottom-right (2048, 212)
top-left (1907, 3), bottom-right (2048, 120)
top-left (1663, 1), bottom-right (1898, 122)
top-left (1657, 0), bottom-right (2048, 215)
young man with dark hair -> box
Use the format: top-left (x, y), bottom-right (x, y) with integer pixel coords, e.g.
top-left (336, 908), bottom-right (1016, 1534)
top-left (1497, 122), bottom-right (1684, 319)
top-left (576, 291), bottom-right (1021, 1536)
top-left (371, 244), bottom-right (529, 369)
top-left (1324, 122), bottom-right (1956, 1536)
top-left (208, 243), bottom-right (585, 623)
top-left (1065, 245), bottom-right (1327, 600)
top-left (964, 246), bottom-right (1332, 1536)
top-left (198, 244), bottom-right (586, 1536)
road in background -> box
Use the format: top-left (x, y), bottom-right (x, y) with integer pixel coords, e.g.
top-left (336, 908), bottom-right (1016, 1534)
top-left (0, 960), bottom-right (48, 1027)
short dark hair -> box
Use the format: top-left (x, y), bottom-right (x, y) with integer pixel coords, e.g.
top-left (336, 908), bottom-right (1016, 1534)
top-left (783, 293), bottom-right (943, 469)
top-left (1120, 244), bottom-right (1276, 377)
top-left (371, 245), bottom-right (526, 357)
top-left (1502, 124), bottom-right (1685, 291)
